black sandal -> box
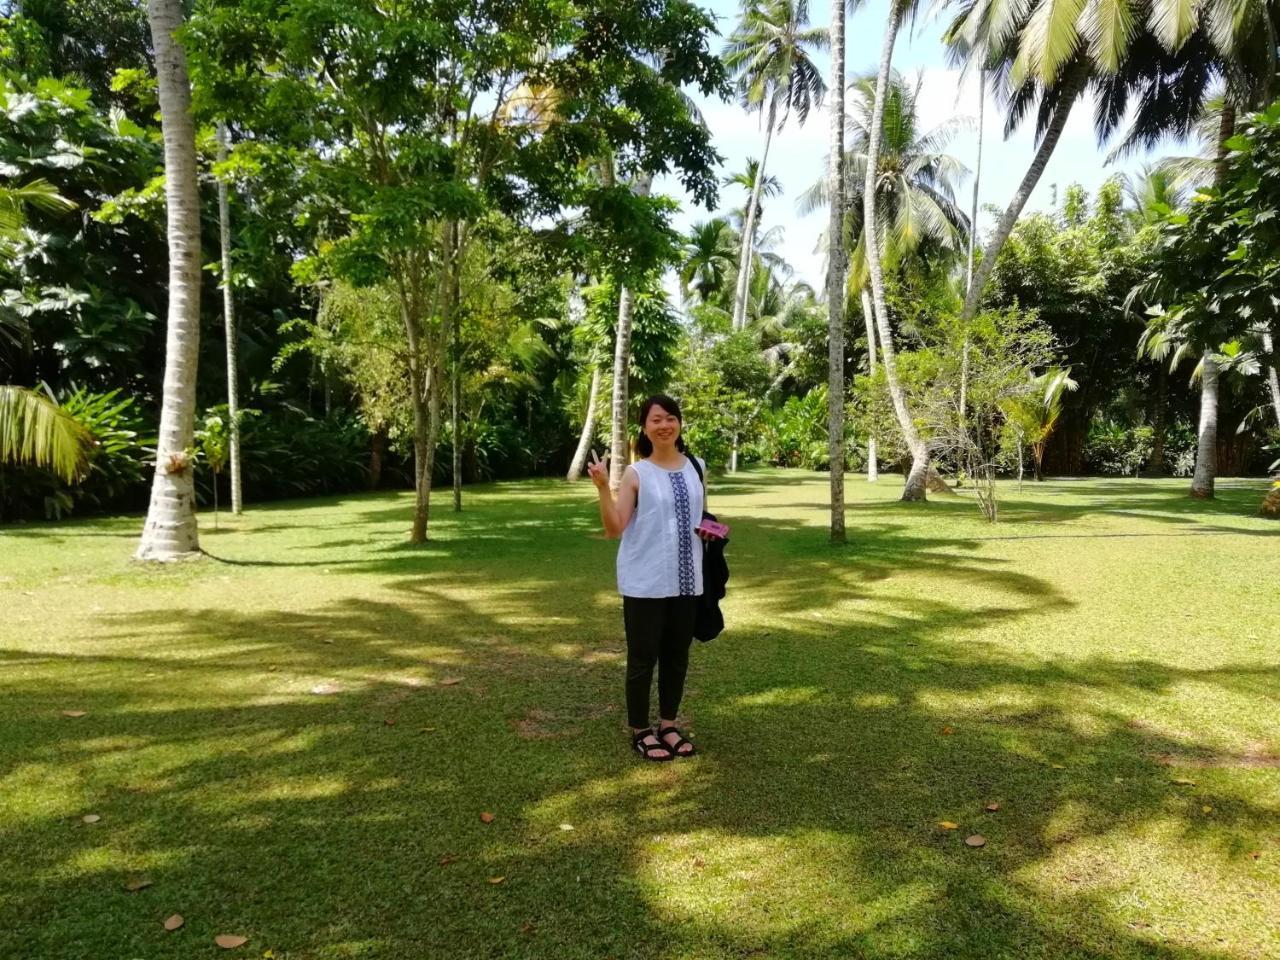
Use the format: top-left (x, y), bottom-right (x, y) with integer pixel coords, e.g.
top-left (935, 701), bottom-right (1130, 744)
top-left (633, 728), bottom-right (674, 762)
top-left (658, 724), bottom-right (696, 758)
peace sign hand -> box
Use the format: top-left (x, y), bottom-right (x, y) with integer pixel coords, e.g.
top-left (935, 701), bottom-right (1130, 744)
top-left (586, 449), bottom-right (611, 490)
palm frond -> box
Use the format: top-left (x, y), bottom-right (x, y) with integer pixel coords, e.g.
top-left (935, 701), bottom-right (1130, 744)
top-left (0, 384), bottom-right (93, 482)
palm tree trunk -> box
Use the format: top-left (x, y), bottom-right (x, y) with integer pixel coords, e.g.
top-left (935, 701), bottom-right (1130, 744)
top-left (1190, 352), bottom-right (1219, 498)
top-left (826, 0), bottom-right (847, 544)
top-left (215, 122), bottom-right (242, 516)
top-left (733, 100), bottom-right (777, 332)
top-left (862, 287), bottom-right (878, 482)
top-left (609, 172), bottom-right (653, 489)
top-left (566, 364), bottom-right (602, 481)
top-left (136, 0), bottom-right (202, 561)
top-left (1145, 364), bottom-right (1168, 476)
top-left (862, 4), bottom-right (928, 502)
top-left (960, 66), bottom-right (985, 426)
top-left (1190, 105), bottom-right (1238, 499)
top-left (961, 69), bottom-right (1086, 324)
top-left (449, 224), bottom-right (462, 513)
top-left (1262, 329), bottom-right (1280, 426)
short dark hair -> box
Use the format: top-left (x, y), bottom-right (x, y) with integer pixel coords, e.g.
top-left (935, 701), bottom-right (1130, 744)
top-left (636, 394), bottom-right (688, 458)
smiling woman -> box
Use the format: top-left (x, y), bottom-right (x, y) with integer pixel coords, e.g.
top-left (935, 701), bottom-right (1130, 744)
top-left (587, 394), bottom-right (723, 762)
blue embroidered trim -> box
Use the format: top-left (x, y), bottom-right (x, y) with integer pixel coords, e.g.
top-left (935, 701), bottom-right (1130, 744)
top-left (669, 471), bottom-right (695, 596)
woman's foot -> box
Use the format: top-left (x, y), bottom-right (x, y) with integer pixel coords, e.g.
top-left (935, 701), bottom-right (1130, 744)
top-left (632, 727), bottom-right (674, 761)
top-left (658, 723), bottom-right (695, 757)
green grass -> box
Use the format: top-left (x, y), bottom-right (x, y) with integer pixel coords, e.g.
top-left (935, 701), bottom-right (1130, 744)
top-left (2, 470), bottom-right (1278, 960)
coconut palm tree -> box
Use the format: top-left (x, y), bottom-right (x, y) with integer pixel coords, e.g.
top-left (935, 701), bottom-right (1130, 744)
top-left (135, 0), bottom-right (203, 561)
top-left (724, 0), bottom-right (827, 332)
top-left (799, 71), bottom-right (971, 496)
top-left (679, 218), bottom-right (739, 306)
top-left (947, 0), bottom-right (1279, 501)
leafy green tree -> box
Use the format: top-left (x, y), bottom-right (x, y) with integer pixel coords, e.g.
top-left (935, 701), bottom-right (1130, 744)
top-left (190, 0), bottom-right (725, 541)
top-left (1001, 367), bottom-right (1079, 481)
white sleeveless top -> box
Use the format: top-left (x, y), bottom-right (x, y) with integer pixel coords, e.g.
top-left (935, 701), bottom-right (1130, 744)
top-left (616, 456), bottom-right (705, 598)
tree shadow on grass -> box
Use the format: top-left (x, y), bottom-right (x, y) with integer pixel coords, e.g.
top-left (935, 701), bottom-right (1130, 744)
top-left (2, 486), bottom-right (1277, 959)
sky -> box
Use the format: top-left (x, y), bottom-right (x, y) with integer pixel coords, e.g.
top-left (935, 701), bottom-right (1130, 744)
top-left (654, 0), bottom-right (1178, 302)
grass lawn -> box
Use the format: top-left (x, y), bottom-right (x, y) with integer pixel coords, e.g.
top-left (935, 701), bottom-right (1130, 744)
top-left (2, 470), bottom-right (1278, 960)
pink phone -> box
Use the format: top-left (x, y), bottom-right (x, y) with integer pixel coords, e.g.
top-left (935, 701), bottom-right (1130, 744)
top-left (696, 518), bottom-right (729, 539)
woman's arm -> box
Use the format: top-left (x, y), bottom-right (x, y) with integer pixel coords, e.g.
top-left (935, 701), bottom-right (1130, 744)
top-left (587, 452), bottom-right (638, 539)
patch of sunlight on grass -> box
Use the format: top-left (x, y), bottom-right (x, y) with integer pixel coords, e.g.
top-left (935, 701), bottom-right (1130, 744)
top-left (732, 686), bottom-right (826, 707)
top-left (1021, 818), bottom-right (1280, 956)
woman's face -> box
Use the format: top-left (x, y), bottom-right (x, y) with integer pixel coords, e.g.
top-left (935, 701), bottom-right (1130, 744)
top-left (644, 406), bottom-right (681, 446)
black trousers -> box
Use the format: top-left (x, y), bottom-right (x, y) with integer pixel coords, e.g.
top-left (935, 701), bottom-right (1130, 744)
top-left (622, 595), bottom-right (697, 728)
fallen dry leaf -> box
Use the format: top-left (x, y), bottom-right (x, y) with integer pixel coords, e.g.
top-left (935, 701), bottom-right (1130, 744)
top-left (941, 726), bottom-right (954, 735)
top-left (163, 914), bottom-right (184, 932)
top-left (421, 727), bottom-right (438, 733)
top-left (439, 677), bottom-right (463, 686)
top-left (1202, 805), bottom-right (1213, 813)
top-left (965, 834), bottom-right (987, 848)
top-left (520, 921), bottom-right (536, 936)
top-left (383, 717), bottom-right (397, 727)
top-left (62, 710), bottom-right (87, 718)
top-left (1248, 851), bottom-right (1262, 860)
top-left (1171, 778), bottom-right (1197, 786)
top-left (310, 683), bottom-right (340, 696)
top-left (939, 821), bottom-right (959, 830)
top-left (438, 854), bottom-right (458, 866)
top-left (214, 934), bottom-right (248, 949)
top-left (984, 803), bottom-right (1001, 813)
top-left (1050, 763), bottom-right (1066, 770)
top-left (81, 814), bottom-right (101, 824)
top-left (692, 856), bottom-right (706, 869)
top-left (487, 876), bottom-right (506, 885)
top-left (124, 876), bottom-right (154, 892)
top-left (559, 823), bottom-right (575, 832)
top-left (479, 812), bottom-right (495, 824)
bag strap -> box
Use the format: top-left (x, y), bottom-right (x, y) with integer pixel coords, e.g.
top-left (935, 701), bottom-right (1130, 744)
top-left (687, 452), bottom-right (705, 489)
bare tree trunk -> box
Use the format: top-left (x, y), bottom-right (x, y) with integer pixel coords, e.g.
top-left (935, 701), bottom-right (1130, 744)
top-left (136, 0), bottom-right (202, 561)
top-left (961, 69), bottom-right (1086, 324)
top-left (1145, 364), bottom-right (1168, 476)
top-left (609, 283), bottom-right (637, 490)
top-left (609, 171), bottom-right (654, 489)
top-left (369, 426), bottom-right (387, 489)
top-left (408, 355), bottom-right (431, 541)
top-left (449, 223), bottom-right (462, 512)
top-left (1262, 329), bottom-right (1280, 425)
top-left (862, 287), bottom-right (878, 481)
top-left (959, 66), bottom-right (985, 424)
top-left (826, 0), bottom-right (847, 543)
top-left (1190, 352), bottom-right (1219, 499)
top-left (567, 364), bottom-right (602, 481)
top-left (215, 122), bottom-right (242, 515)
top-left (862, 6), bottom-right (928, 502)
top-left (733, 100), bottom-right (777, 332)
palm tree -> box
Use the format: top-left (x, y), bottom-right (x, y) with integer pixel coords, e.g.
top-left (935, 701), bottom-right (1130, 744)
top-left (724, 0), bottom-right (827, 332)
top-left (800, 71), bottom-right (971, 498)
top-left (136, 0), bottom-right (203, 561)
top-left (1002, 368), bottom-right (1079, 481)
top-left (679, 218), bottom-right (739, 306)
top-left (214, 122), bottom-right (242, 515)
top-left (948, 0), bottom-right (1278, 327)
top-left (826, 0), bottom-right (848, 542)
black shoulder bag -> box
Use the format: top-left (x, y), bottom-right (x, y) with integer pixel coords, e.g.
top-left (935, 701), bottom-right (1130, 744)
top-left (687, 455), bottom-right (729, 642)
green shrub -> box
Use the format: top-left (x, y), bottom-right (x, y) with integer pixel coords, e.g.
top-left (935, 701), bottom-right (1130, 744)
top-left (759, 388), bottom-right (830, 469)
top-left (1085, 419), bottom-right (1154, 476)
top-left (0, 386), bottom-right (153, 521)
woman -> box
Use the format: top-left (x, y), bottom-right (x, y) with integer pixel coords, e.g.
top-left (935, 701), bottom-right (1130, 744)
top-left (587, 394), bottom-right (719, 761)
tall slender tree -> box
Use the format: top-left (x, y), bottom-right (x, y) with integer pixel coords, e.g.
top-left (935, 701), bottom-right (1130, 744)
top-left (826, 0), bottom-right (847, 542)
top-left (724, 0), bottom-right (827, 332)
top-left (214, 121), bottom-right (242, 515)
top-left (136, 0), bottom-right (202, 561)
top-left (609, 170), bottom-right (655, 491)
